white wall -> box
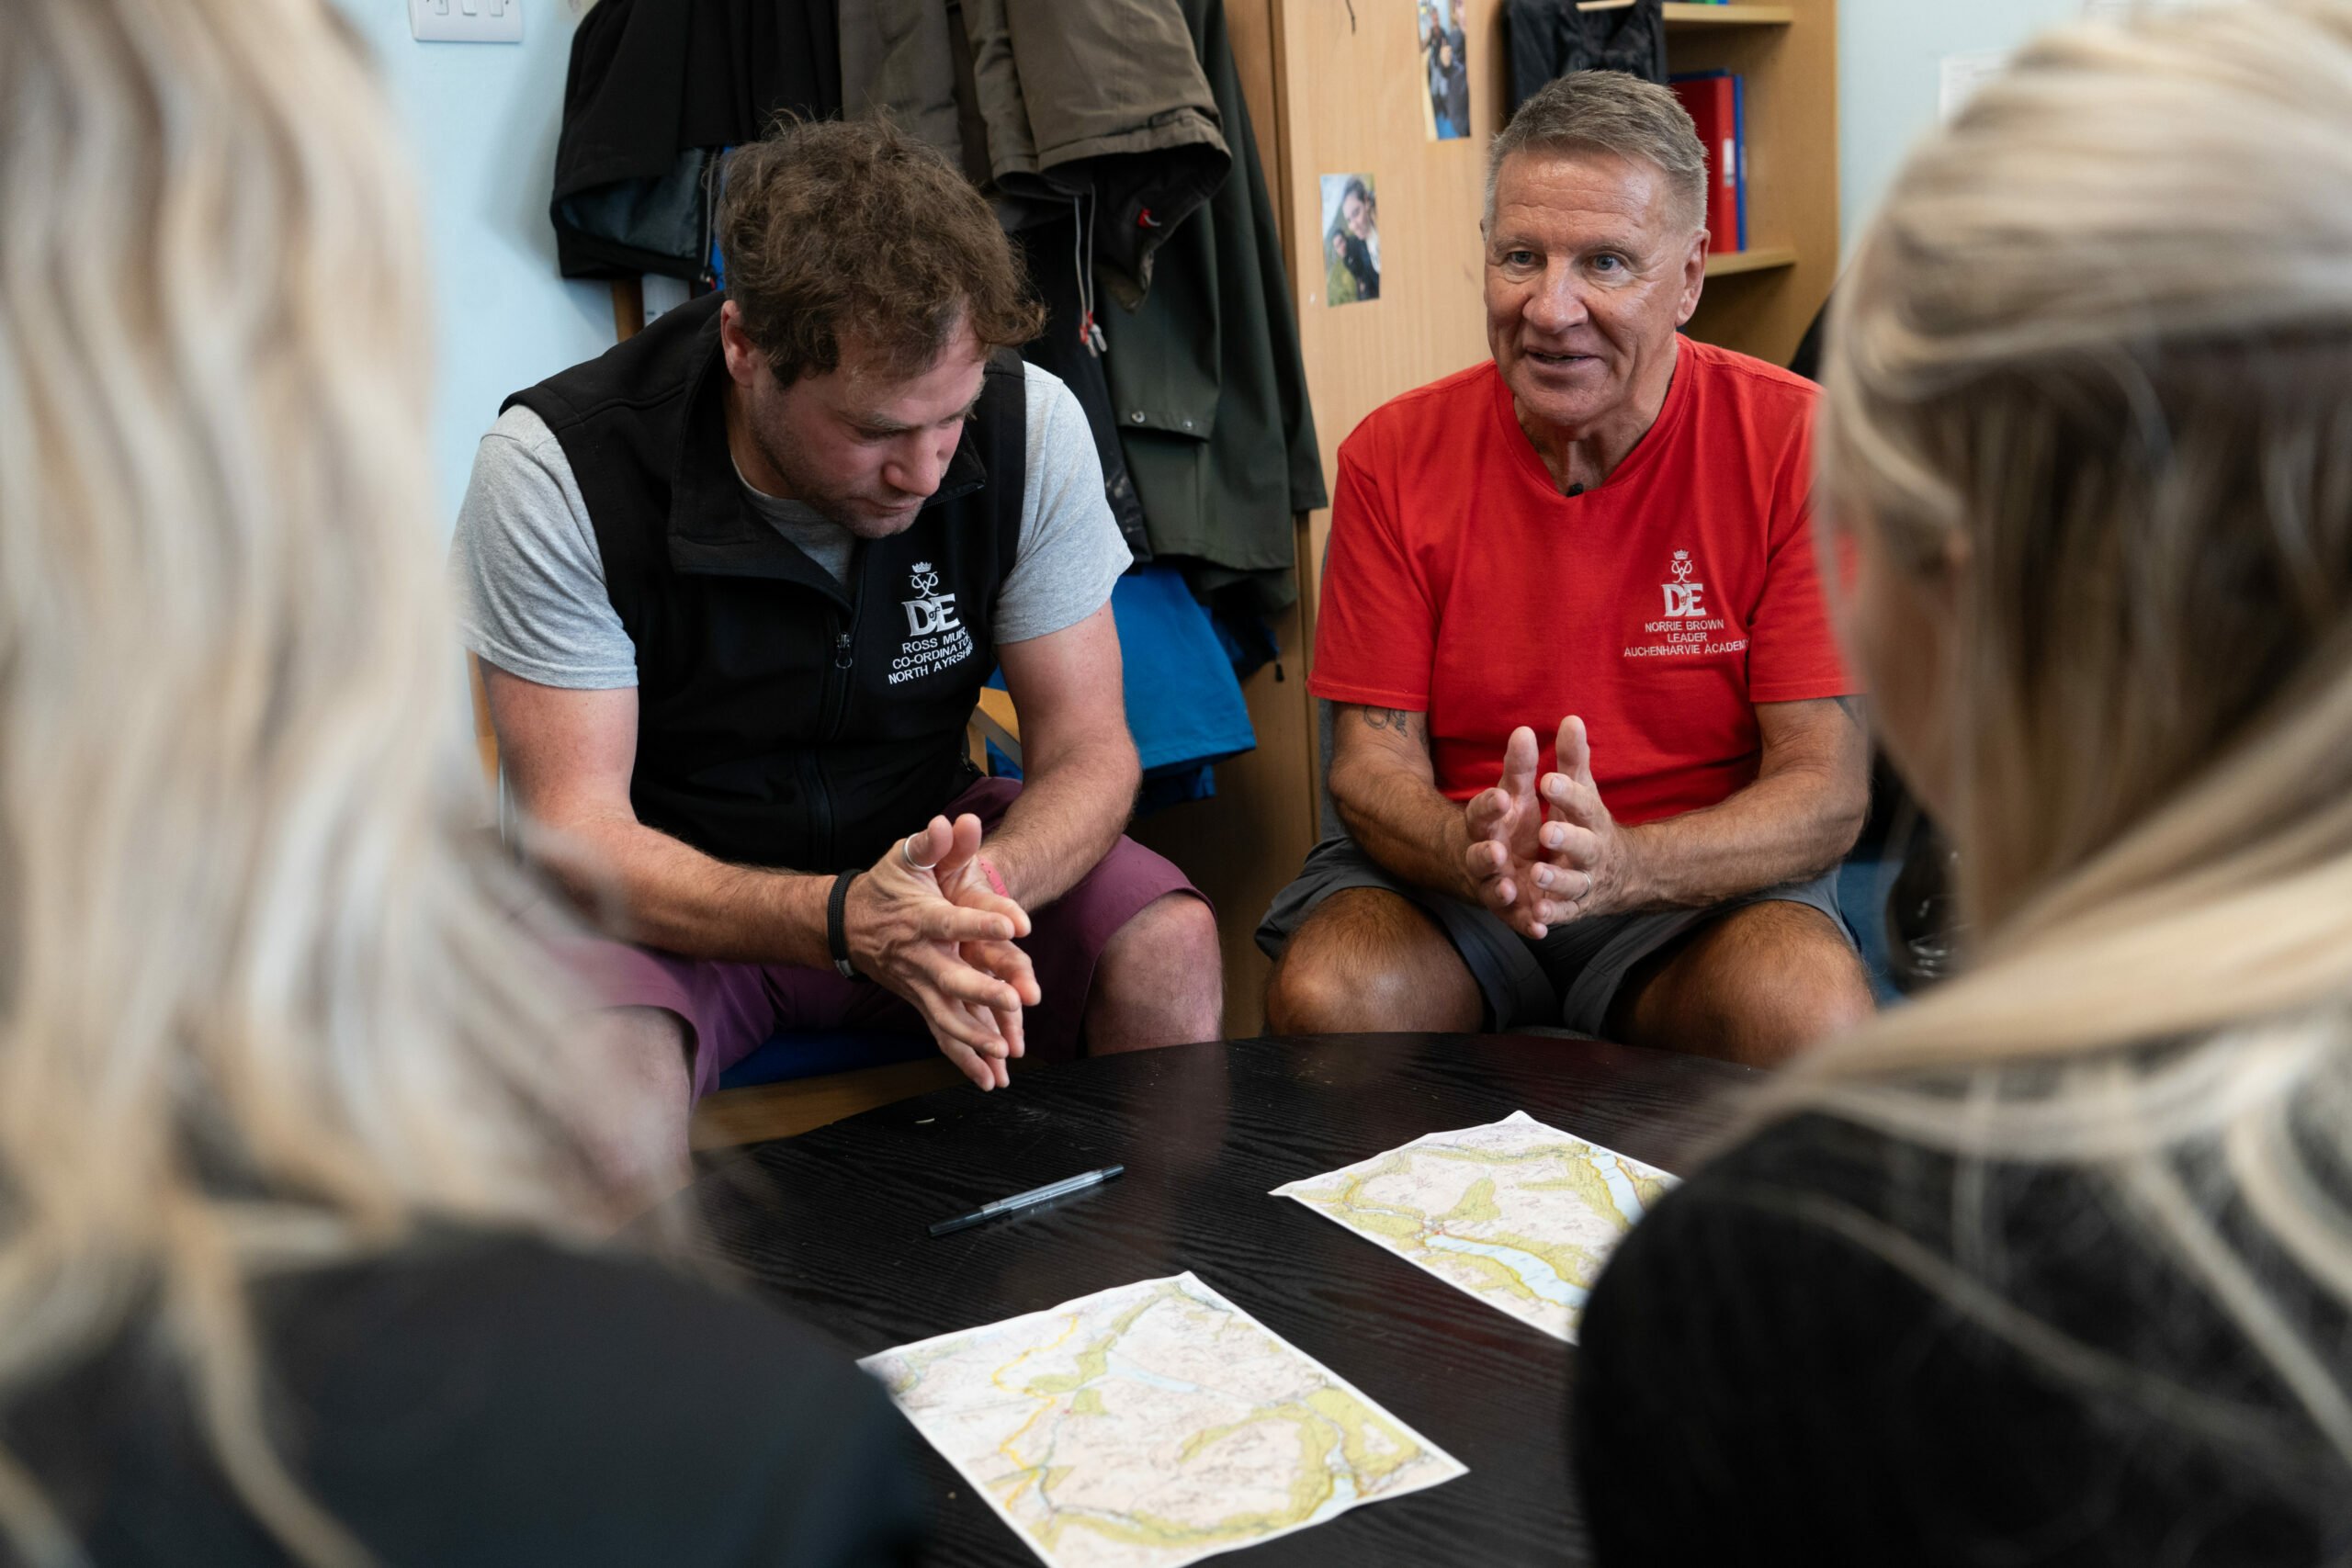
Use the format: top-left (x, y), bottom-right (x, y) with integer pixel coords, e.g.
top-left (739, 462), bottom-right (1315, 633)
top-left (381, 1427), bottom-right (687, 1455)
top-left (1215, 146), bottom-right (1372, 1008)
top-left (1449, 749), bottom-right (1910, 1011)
top-left (343, 0), bottom-right (2079, 493)
top-left (344, 0), bottom-right (2080, 492)
top-left (1838, 0), bottom-right (2084, 258)
top-left (348, 0), bottom-right (2105, 486)
top-left (334, 1), bottom-right (616, 528)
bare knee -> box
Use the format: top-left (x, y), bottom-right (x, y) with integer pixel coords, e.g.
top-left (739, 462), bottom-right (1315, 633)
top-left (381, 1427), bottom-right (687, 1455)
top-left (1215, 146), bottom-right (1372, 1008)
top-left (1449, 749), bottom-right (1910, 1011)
top-left (1090, 893), bottom-right (1224, 1050)
top-left (1264, 955), bottom-right (1413, 1034)
top-left (1727, 956), bottom-right (1874, 1064)
top-left (1263, 890), bottom-right (1481, 1035)
top-left (1619, 903), bottom-right (1874, 1066)
top-left (579, 1006), bottom-right (693, 1213)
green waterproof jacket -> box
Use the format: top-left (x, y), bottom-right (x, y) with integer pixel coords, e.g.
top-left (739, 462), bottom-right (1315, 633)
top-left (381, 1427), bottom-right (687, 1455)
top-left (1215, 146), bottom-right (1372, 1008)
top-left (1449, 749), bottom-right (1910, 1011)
top-left (1099, 0), bottom-right (1327, 609)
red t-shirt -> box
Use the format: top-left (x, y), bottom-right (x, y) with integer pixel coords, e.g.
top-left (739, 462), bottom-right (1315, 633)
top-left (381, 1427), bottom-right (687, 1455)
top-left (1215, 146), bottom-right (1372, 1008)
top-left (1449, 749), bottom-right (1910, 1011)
top-left (1308, 337), bottom-right (1851, 827)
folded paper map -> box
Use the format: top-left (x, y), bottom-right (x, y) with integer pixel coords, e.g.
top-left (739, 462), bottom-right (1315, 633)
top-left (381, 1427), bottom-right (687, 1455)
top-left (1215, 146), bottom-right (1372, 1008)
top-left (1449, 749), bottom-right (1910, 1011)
top-left (860, 1272), bottom-right (1464, 1568)
top-left (1272, 1110), bottom-right (1677, 1343)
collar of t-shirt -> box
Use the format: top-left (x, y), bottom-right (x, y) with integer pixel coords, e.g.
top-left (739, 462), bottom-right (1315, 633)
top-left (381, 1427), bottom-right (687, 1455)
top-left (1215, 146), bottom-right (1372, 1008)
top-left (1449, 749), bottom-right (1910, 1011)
top-left (732, 456), bottom-right (854, 586)
top-left (1495, 338), bottom-right (1693, 501)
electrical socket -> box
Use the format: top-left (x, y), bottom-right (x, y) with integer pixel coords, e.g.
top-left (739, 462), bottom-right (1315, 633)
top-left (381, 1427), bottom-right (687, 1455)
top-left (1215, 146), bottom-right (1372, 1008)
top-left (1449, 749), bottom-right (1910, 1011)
top-left (408, 0), bottom-right (522, 44)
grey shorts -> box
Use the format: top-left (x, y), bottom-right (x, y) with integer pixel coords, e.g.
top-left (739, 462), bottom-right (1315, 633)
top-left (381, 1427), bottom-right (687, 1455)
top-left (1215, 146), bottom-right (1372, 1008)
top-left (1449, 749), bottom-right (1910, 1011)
top-left (1255, 835), bottom-right (1852, 1035)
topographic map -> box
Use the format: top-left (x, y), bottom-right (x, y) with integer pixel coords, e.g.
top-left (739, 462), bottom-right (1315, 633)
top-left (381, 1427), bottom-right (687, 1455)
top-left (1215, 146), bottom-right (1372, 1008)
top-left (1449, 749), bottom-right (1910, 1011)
top-left (859, 1272), bottom-right (1464, 1568)
top-left (1272, 1110), bottom-right (1677, 1343)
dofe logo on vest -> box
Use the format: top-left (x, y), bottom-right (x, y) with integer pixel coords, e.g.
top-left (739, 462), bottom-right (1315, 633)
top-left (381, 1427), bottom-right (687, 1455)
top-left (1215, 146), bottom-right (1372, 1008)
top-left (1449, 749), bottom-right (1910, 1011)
top-left (902, 561), bottom-right (961, 636)
top-left (890, 561), bottom-right (977, 685)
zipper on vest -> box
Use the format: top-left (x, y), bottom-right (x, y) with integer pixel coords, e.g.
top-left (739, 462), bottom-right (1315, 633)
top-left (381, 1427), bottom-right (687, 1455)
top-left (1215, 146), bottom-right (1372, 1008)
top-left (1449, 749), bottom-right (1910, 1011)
top-left (820, 549), bottom-right (865, 746)
top-left (811, 570), bottom-right (864, 868)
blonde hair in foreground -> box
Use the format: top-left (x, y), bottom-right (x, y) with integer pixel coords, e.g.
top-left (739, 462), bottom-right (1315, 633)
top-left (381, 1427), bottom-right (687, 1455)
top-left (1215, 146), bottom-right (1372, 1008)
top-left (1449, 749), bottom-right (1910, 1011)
top-left (1801, 0), bottom-right (2352, 1469)
top-left (0, 1), bottom-right (628, 1562)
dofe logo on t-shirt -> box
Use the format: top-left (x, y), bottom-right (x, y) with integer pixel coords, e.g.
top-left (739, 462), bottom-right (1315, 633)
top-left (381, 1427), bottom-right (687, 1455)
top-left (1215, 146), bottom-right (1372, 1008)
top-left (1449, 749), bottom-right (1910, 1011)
top-left (1625, 548), bottom-right (1747, 660)
top-left (1659, 549), bottom-right (1706, 618)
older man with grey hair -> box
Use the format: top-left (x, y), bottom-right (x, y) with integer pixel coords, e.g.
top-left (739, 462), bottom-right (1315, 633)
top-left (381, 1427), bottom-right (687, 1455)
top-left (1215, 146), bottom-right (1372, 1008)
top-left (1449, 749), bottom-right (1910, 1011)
top-left (1258, 71), bottom-right (1873, 1065)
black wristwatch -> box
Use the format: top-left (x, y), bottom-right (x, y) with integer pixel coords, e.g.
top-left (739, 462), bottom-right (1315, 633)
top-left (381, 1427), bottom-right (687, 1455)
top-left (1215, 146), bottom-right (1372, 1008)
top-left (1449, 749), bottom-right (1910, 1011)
top-left (827, 870), bottom-right (863, 980)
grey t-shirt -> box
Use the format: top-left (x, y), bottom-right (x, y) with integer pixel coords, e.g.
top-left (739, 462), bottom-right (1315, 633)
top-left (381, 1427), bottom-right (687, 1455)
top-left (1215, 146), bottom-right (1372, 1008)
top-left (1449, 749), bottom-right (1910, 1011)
top-left (451, 362), bottom-right (1131, 689)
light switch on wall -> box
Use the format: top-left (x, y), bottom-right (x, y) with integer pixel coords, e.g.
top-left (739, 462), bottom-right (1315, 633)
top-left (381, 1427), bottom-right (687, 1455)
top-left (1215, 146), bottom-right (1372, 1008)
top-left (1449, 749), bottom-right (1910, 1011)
top-left (408, 0), bottom-right (522, 44)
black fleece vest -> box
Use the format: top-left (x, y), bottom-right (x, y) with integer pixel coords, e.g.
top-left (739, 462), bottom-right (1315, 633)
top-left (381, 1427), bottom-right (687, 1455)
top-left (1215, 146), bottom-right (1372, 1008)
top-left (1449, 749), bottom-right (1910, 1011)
top-left (505, 293), bottom-right (1026, 873)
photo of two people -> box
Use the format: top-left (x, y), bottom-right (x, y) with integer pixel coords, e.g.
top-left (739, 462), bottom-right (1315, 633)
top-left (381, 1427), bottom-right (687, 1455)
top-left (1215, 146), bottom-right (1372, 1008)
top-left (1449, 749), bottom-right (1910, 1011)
top-left (1320, 174), bottom-right (1381, 307)
top-left (1420, 0), bottom-right (1471, 141)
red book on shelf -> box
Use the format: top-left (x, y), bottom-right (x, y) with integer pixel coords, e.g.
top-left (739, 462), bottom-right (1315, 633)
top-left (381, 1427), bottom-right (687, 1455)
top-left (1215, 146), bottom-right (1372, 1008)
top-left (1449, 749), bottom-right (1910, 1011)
top-left (1670, 73), bottom-right (1740, 254)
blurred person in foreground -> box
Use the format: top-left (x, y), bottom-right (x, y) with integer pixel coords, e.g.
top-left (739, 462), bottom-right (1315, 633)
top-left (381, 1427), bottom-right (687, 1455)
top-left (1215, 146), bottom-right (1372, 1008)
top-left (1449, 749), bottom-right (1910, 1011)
top-left (0, 1), bottom-right (922, 1562)
top-left (1573, 3), bottom-right (2352, 1561)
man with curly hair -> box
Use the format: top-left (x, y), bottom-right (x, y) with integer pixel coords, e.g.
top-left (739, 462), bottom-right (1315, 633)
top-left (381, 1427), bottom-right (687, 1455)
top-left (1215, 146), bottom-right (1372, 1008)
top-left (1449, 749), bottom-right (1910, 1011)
top-left (454, 118), bottom-right (1219, 1145)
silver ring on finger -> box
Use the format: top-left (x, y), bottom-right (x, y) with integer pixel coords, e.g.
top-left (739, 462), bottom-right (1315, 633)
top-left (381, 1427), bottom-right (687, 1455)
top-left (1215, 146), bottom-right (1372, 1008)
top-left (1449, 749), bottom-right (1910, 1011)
top-left (903, 835), bottom-right (940, 872)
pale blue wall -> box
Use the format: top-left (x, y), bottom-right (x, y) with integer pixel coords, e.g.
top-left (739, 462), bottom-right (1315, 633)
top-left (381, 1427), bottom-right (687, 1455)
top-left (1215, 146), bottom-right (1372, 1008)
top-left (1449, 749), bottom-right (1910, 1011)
top-left (1838, 0), bottom-right (2082, 258)
top-left (349, 0), bottom-right (2093, 491)
top-left (334, 1), bottom-right (616, 529)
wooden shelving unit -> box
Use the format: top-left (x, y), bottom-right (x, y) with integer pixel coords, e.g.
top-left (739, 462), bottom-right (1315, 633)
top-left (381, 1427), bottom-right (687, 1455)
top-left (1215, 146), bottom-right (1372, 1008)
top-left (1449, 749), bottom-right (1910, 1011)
top-left (1670, 0), bottom-right (1838, 365)
top-left (1706, 244), bottom-right (1799, 277)
top-left (1663, 4), bottom-right (1796, 26)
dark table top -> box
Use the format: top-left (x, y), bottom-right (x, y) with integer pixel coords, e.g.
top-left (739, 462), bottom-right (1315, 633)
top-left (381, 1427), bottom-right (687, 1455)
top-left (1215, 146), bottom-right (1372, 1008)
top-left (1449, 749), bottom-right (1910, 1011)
top-left (687, 1032), bottom-right (1758, 1567)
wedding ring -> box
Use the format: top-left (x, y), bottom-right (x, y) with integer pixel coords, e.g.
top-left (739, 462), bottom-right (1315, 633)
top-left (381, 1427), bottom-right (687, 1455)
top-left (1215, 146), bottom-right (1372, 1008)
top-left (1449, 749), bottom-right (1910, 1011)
top-left (902, 835), bottom-right (940, 872)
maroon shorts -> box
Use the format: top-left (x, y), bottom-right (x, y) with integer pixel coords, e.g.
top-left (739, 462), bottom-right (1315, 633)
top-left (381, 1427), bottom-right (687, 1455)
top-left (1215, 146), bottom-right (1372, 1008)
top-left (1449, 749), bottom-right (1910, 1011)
top-left (574, 776), bottom-right (1203, 1100)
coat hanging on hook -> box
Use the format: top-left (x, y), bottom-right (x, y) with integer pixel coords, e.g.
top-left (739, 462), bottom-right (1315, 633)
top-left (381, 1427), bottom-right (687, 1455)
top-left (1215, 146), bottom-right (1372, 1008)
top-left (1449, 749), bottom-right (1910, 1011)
top-left (1505, 0), bottom-right (1668, 114)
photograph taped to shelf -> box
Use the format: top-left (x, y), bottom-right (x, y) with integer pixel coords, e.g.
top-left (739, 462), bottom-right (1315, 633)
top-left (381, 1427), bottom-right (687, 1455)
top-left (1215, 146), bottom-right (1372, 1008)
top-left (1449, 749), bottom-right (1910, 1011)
top-left (1320, 174), bottom-right (1383, 306)
top-left (1418, 1), bottom-right (1471, 141)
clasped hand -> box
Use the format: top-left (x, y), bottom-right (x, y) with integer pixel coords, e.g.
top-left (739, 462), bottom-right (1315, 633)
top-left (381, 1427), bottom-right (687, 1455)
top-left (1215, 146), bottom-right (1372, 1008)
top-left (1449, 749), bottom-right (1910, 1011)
top-left (1462, 716), bottom-right (1633, 940)
top-left (843, 813), bottom-right (1038, 1089)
